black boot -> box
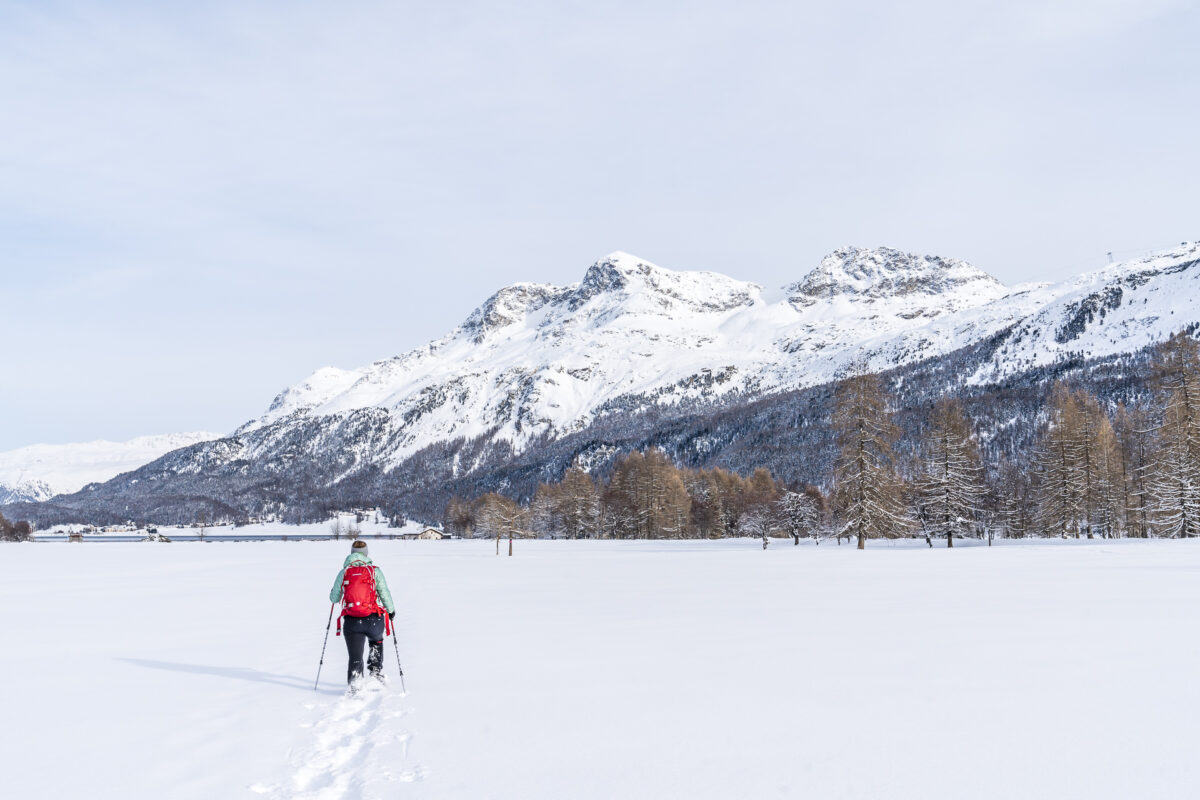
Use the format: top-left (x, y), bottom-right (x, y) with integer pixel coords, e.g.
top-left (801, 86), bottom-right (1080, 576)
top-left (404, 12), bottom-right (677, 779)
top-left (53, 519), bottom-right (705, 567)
top-left (367, 640), bottom-right (385, 682)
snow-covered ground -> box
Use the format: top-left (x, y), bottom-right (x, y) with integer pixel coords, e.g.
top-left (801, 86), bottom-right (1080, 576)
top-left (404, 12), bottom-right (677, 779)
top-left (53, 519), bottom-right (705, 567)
top-left (3, 538), bottom-right (1198, 799)
top-left (37, 513), bottom-right (422, 539)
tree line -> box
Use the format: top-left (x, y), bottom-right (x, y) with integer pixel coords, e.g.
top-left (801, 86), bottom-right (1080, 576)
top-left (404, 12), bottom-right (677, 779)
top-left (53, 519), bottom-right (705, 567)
top-left (0, 512), bottom-right (33, 542)
top-left (444, 332), bottom-right (1200, 548)
top-left (445, 448), bottom-right (824, 548)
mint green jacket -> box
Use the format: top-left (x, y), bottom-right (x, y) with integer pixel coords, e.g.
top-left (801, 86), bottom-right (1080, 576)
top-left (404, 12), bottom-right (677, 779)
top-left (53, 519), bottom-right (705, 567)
top-left (329, 552), bottom-right (395, 615)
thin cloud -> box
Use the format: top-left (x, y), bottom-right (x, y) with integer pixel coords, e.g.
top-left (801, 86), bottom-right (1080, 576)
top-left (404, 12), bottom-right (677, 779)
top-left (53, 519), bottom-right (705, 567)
top-left (1022, 0), bottom-right (1185, 41)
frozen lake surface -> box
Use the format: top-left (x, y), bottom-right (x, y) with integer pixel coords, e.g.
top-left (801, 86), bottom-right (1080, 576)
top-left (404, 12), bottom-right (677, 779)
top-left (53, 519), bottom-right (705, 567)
top-left (3, 537), bottom-right (1198, 799)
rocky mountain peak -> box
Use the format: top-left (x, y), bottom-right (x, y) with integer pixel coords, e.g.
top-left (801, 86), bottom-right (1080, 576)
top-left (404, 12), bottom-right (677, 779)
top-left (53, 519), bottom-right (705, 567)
top-left (788, 246), bottom-right (1005, 303)
top-left (573, 251), bottom-right (757, 315)
top-left (460, 282), bottom-right (567, 342)
top-left (575, 251), bottom-right (664, 299)
top-left (462, 252), bottom-right (758, 337)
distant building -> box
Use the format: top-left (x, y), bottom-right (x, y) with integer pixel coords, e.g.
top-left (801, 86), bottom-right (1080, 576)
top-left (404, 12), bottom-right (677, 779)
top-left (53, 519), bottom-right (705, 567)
top-left (400, 527), bottom-right (445, 540)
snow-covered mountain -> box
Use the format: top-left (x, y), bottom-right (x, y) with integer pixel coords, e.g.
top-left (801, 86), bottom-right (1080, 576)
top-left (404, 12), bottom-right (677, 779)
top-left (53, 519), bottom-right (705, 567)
top-left (232, 243), bottom-right (1198, 467)
top-left (0, 432), bottom-right (221, 503)
top-left (13, 242), bottom-right (1200, 525)
top-left (233, 247), bottom-right (1017, 464)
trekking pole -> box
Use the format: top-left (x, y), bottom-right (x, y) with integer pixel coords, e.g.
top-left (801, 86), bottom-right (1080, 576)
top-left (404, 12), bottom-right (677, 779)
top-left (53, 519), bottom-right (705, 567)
top-left (314, 603), bottom-right (335, 690)
top-left (391, 625), bottom-right (407, 694)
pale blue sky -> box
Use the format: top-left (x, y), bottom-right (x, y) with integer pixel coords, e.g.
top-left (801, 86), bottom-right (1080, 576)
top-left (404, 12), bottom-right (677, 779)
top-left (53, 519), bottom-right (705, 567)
top-left (2, 0), bottom-right (1197, 449)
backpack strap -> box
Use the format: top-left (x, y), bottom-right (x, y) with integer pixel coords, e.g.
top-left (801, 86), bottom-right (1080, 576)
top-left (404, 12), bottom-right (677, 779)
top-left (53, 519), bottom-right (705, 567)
top-left (371, 565), bottom-right (391, 635)
top-left (335, 565), bottom-right (353, 636)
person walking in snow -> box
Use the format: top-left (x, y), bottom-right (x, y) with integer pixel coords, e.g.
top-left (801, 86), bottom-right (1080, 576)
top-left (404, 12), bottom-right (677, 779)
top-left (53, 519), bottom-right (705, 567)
top-left (330, 540), bottom-right (396, 689)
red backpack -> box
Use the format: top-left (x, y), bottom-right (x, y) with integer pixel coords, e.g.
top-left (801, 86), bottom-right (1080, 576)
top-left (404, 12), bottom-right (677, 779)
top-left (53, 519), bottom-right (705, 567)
top-left (336, 565), bottom-right (391, 635)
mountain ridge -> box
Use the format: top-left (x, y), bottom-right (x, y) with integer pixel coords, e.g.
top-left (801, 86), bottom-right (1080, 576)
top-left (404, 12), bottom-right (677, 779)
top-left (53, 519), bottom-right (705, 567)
top-left (237, 246), bottom-right (1028, 459)
top-left (6, 242), bottom-right (1200, 523)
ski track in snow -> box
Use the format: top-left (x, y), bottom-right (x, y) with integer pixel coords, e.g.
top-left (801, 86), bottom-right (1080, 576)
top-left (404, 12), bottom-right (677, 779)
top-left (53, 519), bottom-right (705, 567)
top-left (251, 683), bottom-right (425, 799)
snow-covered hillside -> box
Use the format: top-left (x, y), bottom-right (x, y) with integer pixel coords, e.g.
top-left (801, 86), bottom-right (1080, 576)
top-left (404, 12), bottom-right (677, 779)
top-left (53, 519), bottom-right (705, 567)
top-left (236, 243), bottom-right (1199, 466)
top-left (966, 246), bottom-right (1200, 383)
top-left (0, 432), bottom-right (221, 503)
top-left (236, 248), bottom-right (1017, 459)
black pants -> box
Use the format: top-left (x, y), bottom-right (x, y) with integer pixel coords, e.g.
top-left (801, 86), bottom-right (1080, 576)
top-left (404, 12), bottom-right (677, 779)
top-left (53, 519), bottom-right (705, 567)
top-left (343, 613), bottom-right (385, 684)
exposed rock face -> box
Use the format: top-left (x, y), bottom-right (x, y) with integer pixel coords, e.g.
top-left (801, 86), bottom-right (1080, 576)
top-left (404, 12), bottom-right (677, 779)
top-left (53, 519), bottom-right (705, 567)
top-left (787, 246), bottom-right (1007, 307)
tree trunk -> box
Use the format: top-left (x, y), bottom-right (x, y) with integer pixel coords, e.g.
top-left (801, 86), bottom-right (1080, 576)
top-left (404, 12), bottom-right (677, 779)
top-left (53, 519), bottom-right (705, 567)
top-left (793, 534), bottom-right (799, 546)
top-left (857, 532), bottom-right (865, 550)
top-left (508, 533), bottom-right (513, 556)
top-left (496, 533), bottom-right (500, 555)
top-left (947, 531), bottom-right (953, 548)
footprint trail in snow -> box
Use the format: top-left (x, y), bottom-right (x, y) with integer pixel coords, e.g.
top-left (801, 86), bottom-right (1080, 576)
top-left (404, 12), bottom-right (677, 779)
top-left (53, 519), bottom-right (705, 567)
top-left (251, 683), bottom-right (426, 799)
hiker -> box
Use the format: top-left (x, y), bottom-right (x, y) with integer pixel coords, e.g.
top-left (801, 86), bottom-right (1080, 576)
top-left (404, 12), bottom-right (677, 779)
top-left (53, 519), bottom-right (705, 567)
top-left (330, 540), bottom-right (396, 689)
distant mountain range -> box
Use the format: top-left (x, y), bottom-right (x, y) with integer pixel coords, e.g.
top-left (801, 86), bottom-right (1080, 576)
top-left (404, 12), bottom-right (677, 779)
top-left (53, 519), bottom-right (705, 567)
top-left (7, 242), bottom-right (1200, 525)
top-left (0, 433), bottom-right (220, 504)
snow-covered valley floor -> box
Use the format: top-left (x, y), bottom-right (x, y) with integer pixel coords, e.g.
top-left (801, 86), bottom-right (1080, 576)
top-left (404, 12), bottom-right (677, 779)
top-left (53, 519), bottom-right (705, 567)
top-left (3, 538), bottom-right (1198, 799)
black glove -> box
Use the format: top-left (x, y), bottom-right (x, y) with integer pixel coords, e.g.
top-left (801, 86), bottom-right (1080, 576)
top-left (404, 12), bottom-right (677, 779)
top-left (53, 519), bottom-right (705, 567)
top-left (388, 610), bottom-right (395, 622)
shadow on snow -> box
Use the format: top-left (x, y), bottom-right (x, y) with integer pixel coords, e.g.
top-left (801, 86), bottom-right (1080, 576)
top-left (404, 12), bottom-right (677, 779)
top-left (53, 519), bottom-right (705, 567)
top-left (116, 658), bottom-right (343, 695)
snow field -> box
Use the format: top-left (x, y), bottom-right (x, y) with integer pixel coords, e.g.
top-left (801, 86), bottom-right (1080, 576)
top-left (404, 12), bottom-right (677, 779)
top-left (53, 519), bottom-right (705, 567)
top-left (2, 538), bottom-right (1199, 799)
